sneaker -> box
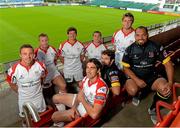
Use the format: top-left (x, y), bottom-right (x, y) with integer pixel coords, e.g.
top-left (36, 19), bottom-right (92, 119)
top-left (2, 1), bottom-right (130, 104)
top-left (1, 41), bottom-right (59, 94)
top-left (53, 122), bottom-right (64, 127)
top-left (148, 108), bottom-right (157, 125)
top-left (132, 97), bottom-right (140, 106)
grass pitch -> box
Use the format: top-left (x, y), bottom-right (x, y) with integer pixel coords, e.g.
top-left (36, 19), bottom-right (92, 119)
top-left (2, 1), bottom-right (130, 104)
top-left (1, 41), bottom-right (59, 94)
top-left (0, 5), bottom-right (178, 63)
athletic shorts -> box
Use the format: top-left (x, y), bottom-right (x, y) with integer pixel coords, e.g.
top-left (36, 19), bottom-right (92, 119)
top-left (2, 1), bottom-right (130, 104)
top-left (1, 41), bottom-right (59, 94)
top-left (64, 70), bottom-right (83, 83)
top-left (44, 64), bottom-right (61, 84)
top-left (126, 74), bottom-right (162, 88)
top-left (18, 96), bottom-right (46, 117)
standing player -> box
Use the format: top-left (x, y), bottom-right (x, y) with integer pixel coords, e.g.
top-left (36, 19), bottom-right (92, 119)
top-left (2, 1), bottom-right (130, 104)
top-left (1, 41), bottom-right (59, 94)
top-left (85, 31), bottom-right (107, 62)
top-left (112, 12), bottom-right (135, 70)
top-left (35, 33), bottom-right (66, 106)
top-left (6, 44), bottom-right (46, 121)
top-left (59, 27), bottom-right (85, 88)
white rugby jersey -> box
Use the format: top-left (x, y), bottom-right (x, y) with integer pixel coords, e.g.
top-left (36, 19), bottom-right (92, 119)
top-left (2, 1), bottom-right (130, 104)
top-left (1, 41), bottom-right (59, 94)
top-left (112, 29), bottom-right (135, 69)
top-left (7, 61), bottom-right (47, 115)
top-left (34, 46), bottom-right (58, 66)
top-left (81, 76), bottom-right (109, 106)
top-left (59, 40), bottom-right (85, 75)
top-left (35, 46), bottom-right (60, 84)
top-left (85, 42), bottom-right (107, 62)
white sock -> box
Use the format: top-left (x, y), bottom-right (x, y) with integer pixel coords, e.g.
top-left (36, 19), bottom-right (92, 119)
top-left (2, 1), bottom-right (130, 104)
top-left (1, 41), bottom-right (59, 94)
top-left (56, 103), bottom-right (66, 111)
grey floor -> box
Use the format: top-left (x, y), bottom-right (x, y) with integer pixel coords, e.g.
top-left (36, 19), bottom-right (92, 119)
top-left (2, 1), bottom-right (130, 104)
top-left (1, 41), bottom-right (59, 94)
top-left (102, 64), bottom-right (180, 127)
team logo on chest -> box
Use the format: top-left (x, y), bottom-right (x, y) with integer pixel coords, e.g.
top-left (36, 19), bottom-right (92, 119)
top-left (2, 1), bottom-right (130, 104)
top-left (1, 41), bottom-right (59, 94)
top-left (34, 71), bottom-right (40, 75)
top-left (19, 75), bottom-right (24, 80)
top-left (149, 52), bottom-right (154, 58)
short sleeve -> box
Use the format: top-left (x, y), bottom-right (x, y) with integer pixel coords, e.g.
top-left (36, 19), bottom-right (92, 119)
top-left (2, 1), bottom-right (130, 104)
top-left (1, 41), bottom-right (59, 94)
top-left (121, 47), bottom-right (131, 68)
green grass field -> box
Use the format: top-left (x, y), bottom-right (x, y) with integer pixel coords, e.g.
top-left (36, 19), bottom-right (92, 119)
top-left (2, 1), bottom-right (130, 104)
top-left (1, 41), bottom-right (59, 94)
top-left (0, 5), bottom-right (178, 63)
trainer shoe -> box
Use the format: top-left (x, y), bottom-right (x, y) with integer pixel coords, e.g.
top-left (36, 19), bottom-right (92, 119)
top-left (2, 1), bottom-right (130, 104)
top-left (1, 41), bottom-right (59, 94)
top-left (53, 122), bottom-right (64, 127)
top-left (148, 108), bottom-right (157, 125)
top-left (132, 97), bottom-right (140, 106)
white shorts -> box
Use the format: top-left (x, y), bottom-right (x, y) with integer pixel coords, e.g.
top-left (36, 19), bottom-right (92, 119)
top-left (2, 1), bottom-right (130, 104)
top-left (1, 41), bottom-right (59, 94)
top-left (64, 70), bottom-right (83, 83)
top-left (18, 95), bottom-right (46, 117)
top-left (44, 64), bottom-right (61, 84)
top-left (72, 94), bottom-right (87, 117)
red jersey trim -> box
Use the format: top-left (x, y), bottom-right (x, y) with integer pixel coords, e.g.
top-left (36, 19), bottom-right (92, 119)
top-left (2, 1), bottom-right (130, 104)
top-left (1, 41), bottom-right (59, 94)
top-left (121, 28), bottom-right (134, 37)
top-left (92, 41), bottom-right (103, 48)
top-left (112, 29), bottom-right (121, 44)
top-left (36, 61), bottom-right (48, 76)
top-left (58, 41), bottom-right (66, 56)
top-left (19, 60), bottom-right (35, 72)
top-left (6, 62), bottom-right (19, 83)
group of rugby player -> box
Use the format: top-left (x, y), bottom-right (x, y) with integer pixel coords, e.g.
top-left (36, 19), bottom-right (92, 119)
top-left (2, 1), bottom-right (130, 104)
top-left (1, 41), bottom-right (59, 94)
top-left (6, 12), bottom-right (174, 126)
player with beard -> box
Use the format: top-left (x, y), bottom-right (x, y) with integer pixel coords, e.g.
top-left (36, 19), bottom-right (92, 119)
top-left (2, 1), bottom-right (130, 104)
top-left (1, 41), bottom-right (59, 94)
top-left (101, 49), bottom-right (126, 96)
top-left (122, 26), bottom-right (174, 124)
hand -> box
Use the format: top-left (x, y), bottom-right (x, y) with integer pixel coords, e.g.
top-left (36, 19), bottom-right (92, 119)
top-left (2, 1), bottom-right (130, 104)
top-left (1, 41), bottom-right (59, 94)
top-left (135, 78), bottom-right (147, 88)
top-left (71, 108), bottom-right (80, 119)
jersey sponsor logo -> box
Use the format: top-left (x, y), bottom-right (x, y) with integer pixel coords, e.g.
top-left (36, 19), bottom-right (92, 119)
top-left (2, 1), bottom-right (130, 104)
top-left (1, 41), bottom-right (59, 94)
top-left (109, 71), bottom-right (118, 75)
top-left (110, 76), bottom-right (119, 82)
top-left (148, 52), bottom-right (154, 58)
top-left (97, 87), bottom-right (107, 94)
top-left (95, 95), bottom-right (105, 100)
top-left (133, 54), bottom-right (140, 59)
top-left (140, 61), bottom-right (148, 65)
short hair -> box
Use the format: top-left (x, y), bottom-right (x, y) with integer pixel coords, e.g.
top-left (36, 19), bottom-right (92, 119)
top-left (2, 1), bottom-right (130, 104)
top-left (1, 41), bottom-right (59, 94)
top-left (102, 49), bottom-right (115, 61)
top-left (67, 27), bottom-right (77, 34)
top-left (135, 26), bottom-right (148, 35)
top-left (93, 31), bottom-right (102, 37)
top-left (87, 58), bottom-right (102, 71)
top-left (122, 12), bottom-right (134, 23)
top-left (38, 33), bottom-right (48, 38)
top-left (20, 44), bottom-right (34, 53)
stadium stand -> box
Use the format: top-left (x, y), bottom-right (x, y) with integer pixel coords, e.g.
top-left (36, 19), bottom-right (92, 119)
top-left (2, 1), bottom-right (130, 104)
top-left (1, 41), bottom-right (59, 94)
top-left (0, 0), bottom-right (43, 7)
top-left (86, 0), bottom-right (158, 11)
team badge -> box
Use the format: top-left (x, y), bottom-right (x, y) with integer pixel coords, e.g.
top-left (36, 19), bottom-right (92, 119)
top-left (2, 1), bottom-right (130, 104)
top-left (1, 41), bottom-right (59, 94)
top-left (97, 87), bottom-right (107, 94)
top-left (149, 52), bottom-right (154, 58)
top-left (163, 50), bottom-right (168, 57)
top-left (19, 75), bottom-right (24, 80)
top-left (110, 76), bottom-right (119, 82)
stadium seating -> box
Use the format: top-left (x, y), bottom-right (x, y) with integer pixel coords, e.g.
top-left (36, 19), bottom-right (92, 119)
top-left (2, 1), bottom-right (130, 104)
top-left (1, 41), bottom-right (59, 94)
top-left (155, 83), bottom-right (180, 127)
top-left (87, 0), bottom-right (157, 11)
top-left (0, 0), bottom-right (43, 5)
top-left (64, 87), bottom-right (130, 127)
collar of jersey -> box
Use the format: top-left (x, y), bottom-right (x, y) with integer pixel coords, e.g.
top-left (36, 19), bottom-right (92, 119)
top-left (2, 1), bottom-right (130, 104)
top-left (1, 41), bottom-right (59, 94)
top-left (19, 60), bottom-right (35, 71)
top-left (88, 76), bottom-right (99, 87)
top-left (67, 40), bottom-right (77, 46)
top-left (39, 45), bottom-right (50, 54)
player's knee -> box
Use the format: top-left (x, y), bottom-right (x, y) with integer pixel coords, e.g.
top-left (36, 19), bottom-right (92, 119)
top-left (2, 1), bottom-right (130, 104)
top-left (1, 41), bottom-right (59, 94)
top-left (158, 84), bottom-right (171, 97)
top-left (51, 112), bottom-right (59, 123)
top-left (52, 94), bottom-right (61, 104)
top-left (126, 86), bottom-right (137, 96)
